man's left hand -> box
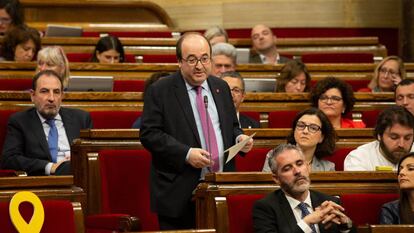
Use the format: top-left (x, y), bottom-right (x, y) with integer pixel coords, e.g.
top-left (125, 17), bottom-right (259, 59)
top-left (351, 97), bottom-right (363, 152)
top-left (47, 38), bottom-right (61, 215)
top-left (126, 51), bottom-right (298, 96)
top-left (238, 134), bottom-right (253, 153)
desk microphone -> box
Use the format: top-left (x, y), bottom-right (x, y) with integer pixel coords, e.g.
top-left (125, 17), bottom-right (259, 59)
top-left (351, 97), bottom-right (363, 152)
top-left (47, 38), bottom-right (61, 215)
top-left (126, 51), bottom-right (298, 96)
top-left (204, 95), bottom-right (212, 172)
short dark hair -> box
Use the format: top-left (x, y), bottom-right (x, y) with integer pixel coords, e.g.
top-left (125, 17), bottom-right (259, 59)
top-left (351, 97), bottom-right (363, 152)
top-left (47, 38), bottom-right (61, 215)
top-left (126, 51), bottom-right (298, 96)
top-left (144, 72), bottom-right (170, 94)
top-left (220, 71), bottom-right (245, 92)
top-left (0, 0), bottom-right (24, 27)
top-left (268, 143), bottom-right (303, 173)
top-left (276, 60), bottom-right (311, 92)
top-left (176, 32), bottom-right (212, 61)
top-left (310, 76), bottom-right (355, 115)
top-left (374, 106), bottom-right (414, 138)
top-left (287, 108), bottom-right (337, 159)
top-left (91, 36), bottom-right (125, 62)
top-left (32, 70), bottom-right (63, 91)
top-left (2, 25), bottom-right (41, 61)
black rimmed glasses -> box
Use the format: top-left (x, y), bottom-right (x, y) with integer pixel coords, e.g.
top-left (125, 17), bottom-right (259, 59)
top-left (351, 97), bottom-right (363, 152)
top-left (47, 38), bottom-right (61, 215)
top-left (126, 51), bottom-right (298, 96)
top-left (319, 95), bottom-right (342, 103)
top-left (379, 67), bottom-right (399, 77)
top-left (181, 55), bottom-right (211, 66)
top-left (230, 87), bottom-right (244, 95)
top-left (296, 121), bottom-right (321, 133)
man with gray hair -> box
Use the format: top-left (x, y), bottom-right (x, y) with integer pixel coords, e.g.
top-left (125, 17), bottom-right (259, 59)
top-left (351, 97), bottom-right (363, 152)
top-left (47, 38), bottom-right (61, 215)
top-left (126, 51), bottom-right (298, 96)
top-left (211, 42), bottom-right (237, 77)
top-left (253, 144), bottom-right (354, 233)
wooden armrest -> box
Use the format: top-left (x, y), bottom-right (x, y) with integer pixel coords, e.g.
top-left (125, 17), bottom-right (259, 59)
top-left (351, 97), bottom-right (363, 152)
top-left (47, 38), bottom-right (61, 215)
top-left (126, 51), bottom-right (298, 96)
top-left (86, 214), bottom-right (141, 232)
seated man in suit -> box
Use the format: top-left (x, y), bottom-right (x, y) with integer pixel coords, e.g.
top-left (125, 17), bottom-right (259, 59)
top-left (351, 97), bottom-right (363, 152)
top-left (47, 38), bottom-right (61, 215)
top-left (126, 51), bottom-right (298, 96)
top-left (211, 42), bottom-right (237, 77)
top-left (1, 70), bottom-right (93, 175)
top-left (249, 24), bottom-right (290, 64)
top-left (221, 71), bottom-right (260, 128)
top-left (253, 143), bottom-right (355, 233)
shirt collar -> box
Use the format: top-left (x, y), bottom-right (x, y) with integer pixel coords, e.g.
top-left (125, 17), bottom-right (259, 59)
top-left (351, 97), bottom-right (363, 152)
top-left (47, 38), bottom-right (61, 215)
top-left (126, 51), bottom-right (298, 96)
top-left (185, 79), bottom-right (209, 92)
top-left (259, 53), bottom-right (280, 64)
top-left (36, 111), bottom-right (62, 124)
top-left (284, 190), bottom-right (312, 209)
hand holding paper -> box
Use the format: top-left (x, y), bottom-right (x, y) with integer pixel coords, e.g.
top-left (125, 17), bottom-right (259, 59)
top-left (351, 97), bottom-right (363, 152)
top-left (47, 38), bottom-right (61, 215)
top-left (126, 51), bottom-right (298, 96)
top-left (225, 133), bottom-right (256, 164)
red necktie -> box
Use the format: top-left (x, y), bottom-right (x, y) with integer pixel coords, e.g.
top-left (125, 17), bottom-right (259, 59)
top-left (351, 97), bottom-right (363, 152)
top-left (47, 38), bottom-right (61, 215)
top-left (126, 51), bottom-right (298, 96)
top-left (195, 86), bottom-right (219, 172)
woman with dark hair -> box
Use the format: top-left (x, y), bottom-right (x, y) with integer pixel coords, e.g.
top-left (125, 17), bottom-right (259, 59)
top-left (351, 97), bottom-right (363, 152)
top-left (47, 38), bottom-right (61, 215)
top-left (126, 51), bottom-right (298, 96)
top-left (1, 25), bottom-right (41, 61)
top-left (310, 76), bottom-right (366, 128)
top-left (380, 152), bottom-right (414, 224)
top-left (262, 107), bottom-right (337, 172)
top-left (90, 36), bottom-right (125, 64)
top-left (0, 0), bottom-right (24, 35)
top-left (276, 60), bottom-right (311, 93)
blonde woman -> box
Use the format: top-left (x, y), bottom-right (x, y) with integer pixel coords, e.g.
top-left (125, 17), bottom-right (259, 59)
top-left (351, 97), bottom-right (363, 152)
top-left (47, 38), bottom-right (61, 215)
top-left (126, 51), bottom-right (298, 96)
top-left (36, 46), bottom-right (70, 87)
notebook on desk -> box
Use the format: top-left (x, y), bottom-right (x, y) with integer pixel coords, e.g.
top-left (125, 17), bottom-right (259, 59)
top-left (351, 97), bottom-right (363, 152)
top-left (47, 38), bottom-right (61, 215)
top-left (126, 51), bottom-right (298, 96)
top-left (45, 25), bottom-right (83, 37)
top-left (244, 78), bottom-right (277, 92)
top-left (66, 76), bottom-right (114, 92)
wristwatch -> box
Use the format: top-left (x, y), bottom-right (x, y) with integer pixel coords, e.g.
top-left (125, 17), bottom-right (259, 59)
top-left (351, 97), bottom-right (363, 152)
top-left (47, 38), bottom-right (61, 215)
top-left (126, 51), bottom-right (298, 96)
top-left (338, 219), bottom-right (353, 231)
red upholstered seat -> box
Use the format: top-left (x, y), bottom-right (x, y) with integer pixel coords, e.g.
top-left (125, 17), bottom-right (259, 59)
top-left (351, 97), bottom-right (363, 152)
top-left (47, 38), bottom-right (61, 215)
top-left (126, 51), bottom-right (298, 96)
top-left (361, 110), bottom-right (381, 128)
top-left (0, 200), bottom-right (77, 233)
top-left (0, 110), bottom-right (19, 153)
top-left (301, 53), bottom-right (374, 63)
top-left (0, 170), bottom-right (18, 177)
top-left (82, 31), bottom-right (174, 38)
top-left (113, 80), bottom-right (145, 92)
top-left (0, 79), bottom-right (32, 91)
top-left (311, 80), bottom-right (369, 92)
top-left (235, 148), bottom-right (269, 172)
top-left (142, 54), bottom-right (177, 63)
top-left (240, 111), bottom-right (260, 123)
top-left (89, 111), bottom-right (141, 129)
top-left (227, 194), bottom-right (265, 233)
top-left (341, 193), bottom-right (399, 226)
top-left (268, 111), bottom-right (298, 128)
top-left (325, 147), bottom-right (355, 171)
top-left (96, 149), bottom-right (159, 231)
top-left (66, 53), bottom-right (136, 63)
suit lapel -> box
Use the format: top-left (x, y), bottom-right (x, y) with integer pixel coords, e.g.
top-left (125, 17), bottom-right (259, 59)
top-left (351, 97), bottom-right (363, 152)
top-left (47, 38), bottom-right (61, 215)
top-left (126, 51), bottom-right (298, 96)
top-left (60, 108), bottom-right (75, 142)
top-left (173, 72), bottom-right (201, 145)
top-left (277, 191), bottom-right (300, 232)
top-left (29, 109), bottom-right (51, 159)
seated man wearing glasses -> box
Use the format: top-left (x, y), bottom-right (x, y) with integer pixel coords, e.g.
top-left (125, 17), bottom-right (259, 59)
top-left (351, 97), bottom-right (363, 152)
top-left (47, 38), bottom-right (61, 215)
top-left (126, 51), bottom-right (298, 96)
top-left (221, 71), bottom-right (260, 129)
top-left (344, 106), bottom-right (414, 171)
top-left (139, 32), bottom-right (253, 230)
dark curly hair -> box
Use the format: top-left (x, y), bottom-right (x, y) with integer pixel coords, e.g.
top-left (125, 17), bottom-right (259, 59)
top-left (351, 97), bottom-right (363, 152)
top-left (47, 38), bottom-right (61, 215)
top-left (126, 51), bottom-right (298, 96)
top-left (276, 60), bottom-right (311, 92)
top-left (374, 106), bottom-right (414, 139)
top-left (2, 25), bottom-right (41, 61)
top-left (310, 76), bottom-right (355, 116)
top-left (286, 108), bottom-right (337, 159)
top-left (0, 0), bottom-right (24, 28)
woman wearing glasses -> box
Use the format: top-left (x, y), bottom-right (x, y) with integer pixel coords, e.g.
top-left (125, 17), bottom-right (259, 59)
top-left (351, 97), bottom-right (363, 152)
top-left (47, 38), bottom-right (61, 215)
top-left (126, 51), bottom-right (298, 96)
top-left (380, 152), bottom-right (414, 224)
top-left (360, 56), bottom-right (406, 92)
top-left (311, 77), bottom-right (366, 128)
top-left (263, 108), bottom-right (337, 172)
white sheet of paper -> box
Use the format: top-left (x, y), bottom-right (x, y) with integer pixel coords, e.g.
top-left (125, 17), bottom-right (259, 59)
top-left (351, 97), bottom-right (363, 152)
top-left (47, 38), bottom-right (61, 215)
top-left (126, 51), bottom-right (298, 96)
top-left (225, 132), bottom-right (256, 164)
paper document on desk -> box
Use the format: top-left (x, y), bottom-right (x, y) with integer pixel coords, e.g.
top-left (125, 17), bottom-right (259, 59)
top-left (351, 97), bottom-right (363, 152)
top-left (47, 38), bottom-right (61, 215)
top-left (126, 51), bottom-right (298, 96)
top-left (225, 132), bottom-right (256, 164)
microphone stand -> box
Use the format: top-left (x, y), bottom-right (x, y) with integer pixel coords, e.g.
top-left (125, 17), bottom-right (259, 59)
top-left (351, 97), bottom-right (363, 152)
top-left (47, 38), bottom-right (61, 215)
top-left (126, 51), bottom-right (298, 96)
top-left (204, 95), bottom-right (212, 172)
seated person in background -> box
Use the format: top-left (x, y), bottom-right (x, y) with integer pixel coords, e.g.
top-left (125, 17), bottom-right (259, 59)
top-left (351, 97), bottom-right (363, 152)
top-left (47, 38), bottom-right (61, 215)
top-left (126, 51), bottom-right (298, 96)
top-left (211, 42), bottom-right (237, 77)
top-left (90, 35), bottom-right (125, 64)
top-left (1, 25), bottom-right (41, 62)
top-left (1, 70), bottom-right (93, 175)
top-left (311, 77), bottom-right (366, 128)
top-left (204, 25), bottom-right (228, 45)
top-left (344, 106), bottom-right (414, 171)
top-left (221, 71), bottom-right (260, 128)
top-left (359, 56), bottom-right (406, 92)
top-left (36, 46), bottom-right (70, 88)
top-left (132, 71), bottom-right (170, 129)
top-left (253, 143), bottom-right (355, 233)
top-left (276, 60), bottom-right (311, 93)
top-left (249, 24), bottom-right (290, 64)
top-left (0, 0), bottom-right (24, 35)
top-left (380, 152), bottom-right (414, 224)
top-left (263, 108), bottom-right (336, 172)
top-left (395, 78), bottom-right (414, 116)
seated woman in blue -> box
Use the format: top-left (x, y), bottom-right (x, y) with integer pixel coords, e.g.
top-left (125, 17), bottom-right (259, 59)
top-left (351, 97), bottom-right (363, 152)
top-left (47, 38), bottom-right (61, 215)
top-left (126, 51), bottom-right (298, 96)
top-left (380, 152), bottom-right (414, 224)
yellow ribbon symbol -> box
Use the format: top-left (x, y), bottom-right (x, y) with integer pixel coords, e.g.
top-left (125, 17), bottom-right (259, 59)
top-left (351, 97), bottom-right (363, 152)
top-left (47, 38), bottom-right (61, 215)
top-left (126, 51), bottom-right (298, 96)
top-left (9, 191), bottom-right (45, 233)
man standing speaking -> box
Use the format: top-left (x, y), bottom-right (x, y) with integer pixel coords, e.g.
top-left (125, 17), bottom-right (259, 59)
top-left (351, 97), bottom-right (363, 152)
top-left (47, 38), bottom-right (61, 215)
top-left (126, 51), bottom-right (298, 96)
top-left (140, 32), bottom-right (253, 230)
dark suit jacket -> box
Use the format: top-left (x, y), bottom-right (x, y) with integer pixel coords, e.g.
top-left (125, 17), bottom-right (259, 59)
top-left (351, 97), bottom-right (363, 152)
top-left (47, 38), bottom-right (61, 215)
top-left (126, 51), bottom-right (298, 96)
top-left (253, 189), bottom-right (356, 233)
top-left (140, 71), bottom-right (243, 218)
top-left (249, 52), bottom-right (291, 64)
top-left (1, 107), bottom-right (92, 175)
top-left (380, 200), bottom-right (400, 224)
top-left (239, 114), bottom-right (260, 128)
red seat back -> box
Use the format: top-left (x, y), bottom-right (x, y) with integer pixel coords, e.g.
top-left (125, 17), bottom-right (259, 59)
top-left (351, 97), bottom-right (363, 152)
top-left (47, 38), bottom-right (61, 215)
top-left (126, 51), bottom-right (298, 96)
top-left (0, 79), bottom-right (32, 91)
top-left (113, 80), bottom-right (145, 92)
top-left (268, 111), bottom-right (298, 128)
top-left (142, 54), bottom-right (177, 63)
top-left (235, 148), bottom-right (268, 172)
top-left (82, 31), bottom-right (174, 38)
top-left (227, 194), bottom-right (265, 233)
top-left (0, 110), bottom-right (19, 154)
top-left (89, 111), bottom-right (141, 129)
top-left (301, 53), bottom-right (374, 63)
top-left (240, 111), bottom-right (260, 123)
top-left (66, 53), bottom-right (135, 63)
top-left (325, 148), bottom-right (355, 171)
top-left (361, 110), bottom-right (381, 128)
top-left (0, 200), bottom-right (76, 233)
top-left (341, 193), bottom-right (399, 226)
top-left (99, 149), bottom-right (159, 231)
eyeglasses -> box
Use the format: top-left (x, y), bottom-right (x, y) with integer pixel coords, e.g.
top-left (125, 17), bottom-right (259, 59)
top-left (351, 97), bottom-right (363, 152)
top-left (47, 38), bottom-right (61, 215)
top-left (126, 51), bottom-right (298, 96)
top-left (296, 121), bottom-right (321, 133)
top-left (181, 55), bottom-right (211, 66)
top-left (230, 87), bottom-right (244, 95)
top-left (0, 17), bottom-right (11, 25)
top-left (379, 67), bottom-right (399, 77)
top-left (319, 95), bottom-right (343, 103)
